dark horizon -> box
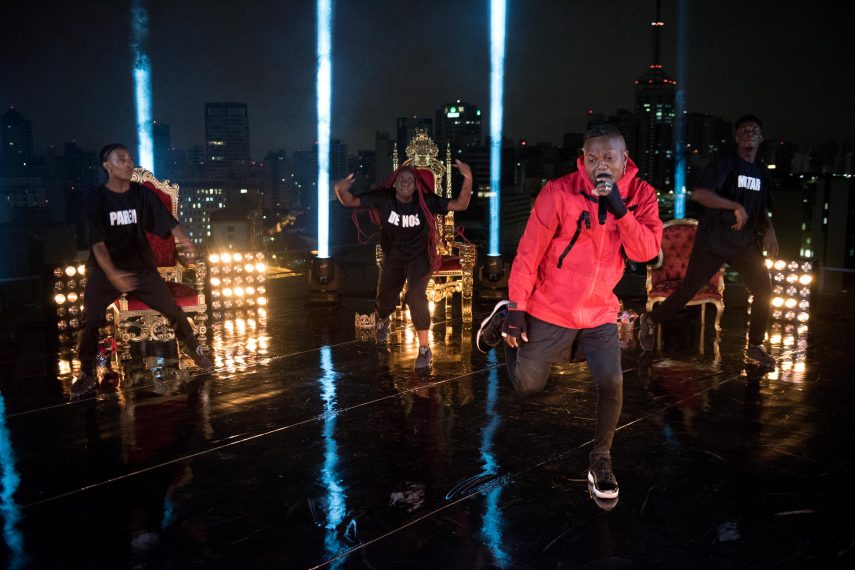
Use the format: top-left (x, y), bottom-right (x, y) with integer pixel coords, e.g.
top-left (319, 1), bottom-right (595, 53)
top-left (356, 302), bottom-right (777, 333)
top-left (3, 0), bottom-right (854, 157)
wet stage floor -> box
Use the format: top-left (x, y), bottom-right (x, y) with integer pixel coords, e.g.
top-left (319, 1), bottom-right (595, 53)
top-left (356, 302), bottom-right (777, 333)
top-left (2, 273), bottom-right (855, 568)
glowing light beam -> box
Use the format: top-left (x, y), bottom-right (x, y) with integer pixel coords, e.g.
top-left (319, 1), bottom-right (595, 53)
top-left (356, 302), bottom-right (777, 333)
top-left (480, 350), bottom-right (511, 567)
top-left (131, 0), bottom-right (154, 171)
top-left (319, 345), bottom-right (347, 567)
top-left (316, 0), bottom-right (333, 259)
top-left (0, 394), bottom-right (25, 569)
top-left (489, 0), bottom-right (507, 257)
top-left (673, 0), bottom-right (688, 219)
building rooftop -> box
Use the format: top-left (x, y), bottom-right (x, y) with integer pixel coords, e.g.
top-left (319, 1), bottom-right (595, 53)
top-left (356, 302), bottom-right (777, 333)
top-left (0, 252), bottom-right (852, 568)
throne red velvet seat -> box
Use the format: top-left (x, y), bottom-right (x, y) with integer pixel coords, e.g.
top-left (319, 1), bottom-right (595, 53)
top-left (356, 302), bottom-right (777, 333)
top-left (646, 218), bottom-right (724, 344)
top-left (109, 168), bottom-right (207, 360)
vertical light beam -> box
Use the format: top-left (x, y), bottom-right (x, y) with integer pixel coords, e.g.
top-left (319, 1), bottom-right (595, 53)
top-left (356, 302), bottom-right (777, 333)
top-left (131, 0), bottom-right (154, 171)
top-left (673, 0), bottom-right (689, 219)
top-left (316, 0), bottom-right (333, 259)
top-left (489, 0), bottom-right (507, 257)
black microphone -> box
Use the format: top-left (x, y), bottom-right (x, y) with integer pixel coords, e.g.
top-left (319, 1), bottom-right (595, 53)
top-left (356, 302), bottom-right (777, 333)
top-left (595, 174), bottom-right (613, 225)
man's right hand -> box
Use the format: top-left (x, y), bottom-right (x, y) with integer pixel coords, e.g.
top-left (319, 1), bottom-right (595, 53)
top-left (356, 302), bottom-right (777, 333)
top-left (732, 205), bottom-right (748, 230)
top-left (109, 271), bottom-right (138, 293)
top-left (502, 310), bottom-right (528, 348)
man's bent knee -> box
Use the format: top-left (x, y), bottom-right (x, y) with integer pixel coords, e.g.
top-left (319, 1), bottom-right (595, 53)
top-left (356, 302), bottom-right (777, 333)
top-left (511, 361), bottom-right (550, 397)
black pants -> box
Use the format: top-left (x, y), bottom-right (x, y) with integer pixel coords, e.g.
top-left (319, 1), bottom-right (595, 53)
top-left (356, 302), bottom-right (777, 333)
top-left (78, 267), bottom-right (198, 373)
top-left (376, 255), bottom-right (432, 330)
top-left (650, 244), bottom-right (772, 345)
top-left (505, 316), bottom-right (623, 462)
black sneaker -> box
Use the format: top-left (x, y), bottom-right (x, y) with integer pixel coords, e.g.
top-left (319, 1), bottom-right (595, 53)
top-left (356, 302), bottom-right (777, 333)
top-left (638, 313), bottom-right (655, 352)
top-left (375, 315), bottom-right (391, 343)
top-left (746, 344), bottom-right (775, 368)
top-left (187, 345), bottom-right (214, 371)
top-left (415, 346), bottom-right (432, 370)
top-left (477, 300), bottom-right (509, 353)
top-left (587, 457), bottom-right (619, 500)
top-left (70, 371), bottom-right (98, 398)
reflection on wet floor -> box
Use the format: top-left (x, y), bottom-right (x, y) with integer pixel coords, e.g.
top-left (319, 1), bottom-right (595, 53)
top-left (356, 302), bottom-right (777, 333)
top-left (2, 286), bottom-right (855, 568)
top-left (211, 315), bottom-right (271, 373)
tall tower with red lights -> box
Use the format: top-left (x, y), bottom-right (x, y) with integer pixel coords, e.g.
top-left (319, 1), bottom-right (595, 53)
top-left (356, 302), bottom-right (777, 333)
top-left (634, 0), bottom-right (676, 192)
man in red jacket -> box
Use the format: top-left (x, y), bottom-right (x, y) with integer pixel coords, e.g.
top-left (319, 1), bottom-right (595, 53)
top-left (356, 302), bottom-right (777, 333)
top-left (477, 124), bottom-right (663, 500)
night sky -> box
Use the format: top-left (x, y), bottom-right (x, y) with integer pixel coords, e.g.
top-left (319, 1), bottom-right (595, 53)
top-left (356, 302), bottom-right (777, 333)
top-left (2, 0), bottom-right (853, 157)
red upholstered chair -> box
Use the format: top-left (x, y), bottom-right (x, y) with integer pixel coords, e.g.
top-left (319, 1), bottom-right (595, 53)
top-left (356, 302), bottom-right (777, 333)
top-left (109, 168), bottom-right (207, 360)
top-left (376, 130), bottom-right (477, 323)
top-left (646, 218), bottom-right (724, 348)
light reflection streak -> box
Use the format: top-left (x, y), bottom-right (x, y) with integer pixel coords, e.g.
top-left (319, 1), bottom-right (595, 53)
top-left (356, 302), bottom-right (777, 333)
top-left (480, 350), bottom-right (510, 567)
top-left (0, 393), bottom-right (25, 569)
top-left (211, 316), bottom-right (269, 373)
top-left (319, 345), bottom-right (347, 566)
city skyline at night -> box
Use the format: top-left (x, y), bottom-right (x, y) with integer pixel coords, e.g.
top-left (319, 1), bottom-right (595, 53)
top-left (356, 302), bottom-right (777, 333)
top-left (2, 0), bottom-right (853, 156)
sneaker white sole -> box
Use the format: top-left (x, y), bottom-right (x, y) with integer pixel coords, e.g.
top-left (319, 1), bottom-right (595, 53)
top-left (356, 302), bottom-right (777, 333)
top-left (476, 300), bottom-right (510, 353)
top-left (587, 470), bottom-right (619, 499)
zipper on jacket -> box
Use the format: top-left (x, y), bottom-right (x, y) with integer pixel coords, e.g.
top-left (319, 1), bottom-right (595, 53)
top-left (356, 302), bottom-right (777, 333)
top-left (557, 211), bottom-right (590, 269)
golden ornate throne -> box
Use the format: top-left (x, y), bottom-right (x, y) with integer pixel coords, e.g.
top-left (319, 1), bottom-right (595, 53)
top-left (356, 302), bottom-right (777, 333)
top-left (109, 168), bottom-right (208, 360)
top-left (377, 129), bottom-right (477, 323)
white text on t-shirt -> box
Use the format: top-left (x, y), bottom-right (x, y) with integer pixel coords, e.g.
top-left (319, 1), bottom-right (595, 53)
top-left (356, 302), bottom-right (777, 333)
top-left (387, 211), bottom-right (420, 228)
top-left (737, 175), bottom-right (761, 191)
top-left (109, 209), bottom-right (138, 226)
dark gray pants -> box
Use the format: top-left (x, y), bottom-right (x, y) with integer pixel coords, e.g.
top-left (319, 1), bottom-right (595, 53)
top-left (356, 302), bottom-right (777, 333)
top-left (375, 255), bottom-right (432, 330)
top-left (650, 244), bottom-right (771, 345)
top-left (505, 316), bottom-right (623, 461)
top-left (78, 267), bottom-right (198, 374)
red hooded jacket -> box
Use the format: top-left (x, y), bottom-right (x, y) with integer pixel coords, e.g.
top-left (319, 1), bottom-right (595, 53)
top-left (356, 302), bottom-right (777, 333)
top-left (509, 156), bottom-right (663, 330)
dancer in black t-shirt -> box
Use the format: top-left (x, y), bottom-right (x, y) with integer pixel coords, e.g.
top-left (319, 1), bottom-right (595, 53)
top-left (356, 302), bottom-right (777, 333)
top-left (70, 144), bottom-right (213, 398)
top-left (334, 161), bottom-right (473, 370)
top-left (638, 115), bottom-right (779, 367)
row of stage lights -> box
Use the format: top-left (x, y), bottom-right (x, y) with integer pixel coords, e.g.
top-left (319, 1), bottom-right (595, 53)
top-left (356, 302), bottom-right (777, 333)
top-left (53, 264), bottom-right (87, 341)
top-left (749, 258), bottom-right (812, 382)
top-left (755, 259), bottom-right (813, 323)
top-left (207, 251), bottom-right (268, 321)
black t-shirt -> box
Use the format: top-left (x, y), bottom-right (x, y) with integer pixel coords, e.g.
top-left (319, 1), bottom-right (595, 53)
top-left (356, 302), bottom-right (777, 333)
top-left (358, 189), bottom-right (450, 261)
top-left (694, 151), bottom-right (773, 257)
top-left (85, 183), bottom-right (179, 272)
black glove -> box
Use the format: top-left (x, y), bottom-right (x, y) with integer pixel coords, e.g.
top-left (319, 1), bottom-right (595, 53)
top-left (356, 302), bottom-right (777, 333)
top-left (501, 309), bottom-right (527, 341)
top-left (604, 183), bottom-right (627, 219)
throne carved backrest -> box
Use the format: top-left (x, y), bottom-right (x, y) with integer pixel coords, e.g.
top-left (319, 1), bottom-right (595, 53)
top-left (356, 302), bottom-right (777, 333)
top-left (393, 129), bottom-right (455, 255)
top-left (131, 167), bottom-right (179, 274)
top-left (651, 219), bottom-right (722, 289)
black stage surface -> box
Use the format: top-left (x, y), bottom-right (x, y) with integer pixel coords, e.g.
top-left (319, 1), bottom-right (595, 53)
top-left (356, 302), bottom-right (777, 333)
top-left (1, 257), bottom-right (854, 569)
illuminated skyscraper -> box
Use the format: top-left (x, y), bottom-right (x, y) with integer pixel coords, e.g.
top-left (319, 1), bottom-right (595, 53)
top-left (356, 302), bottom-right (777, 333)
top-left (205, 102), bottom-right (250, 176)
top-left (633, 0), bottom-right (676, 191)
top-left (435, 101), bottom-right (482, 155)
